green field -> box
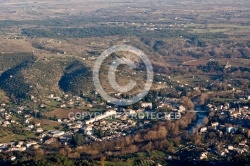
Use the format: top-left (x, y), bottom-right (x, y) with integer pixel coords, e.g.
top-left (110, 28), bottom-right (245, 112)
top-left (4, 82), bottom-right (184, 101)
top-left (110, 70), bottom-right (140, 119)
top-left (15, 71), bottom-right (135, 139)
top-left (0, 132), bottom-right (36, 143)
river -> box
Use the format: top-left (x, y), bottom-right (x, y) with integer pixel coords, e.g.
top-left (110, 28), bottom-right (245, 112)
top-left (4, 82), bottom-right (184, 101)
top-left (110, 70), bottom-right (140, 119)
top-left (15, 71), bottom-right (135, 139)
top-left (188, 106), bottom-right (209, 134)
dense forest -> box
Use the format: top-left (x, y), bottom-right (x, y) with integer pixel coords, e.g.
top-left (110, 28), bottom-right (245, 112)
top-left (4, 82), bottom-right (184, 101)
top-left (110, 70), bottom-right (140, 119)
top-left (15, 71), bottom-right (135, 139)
top-left (21, 26), bottom-right (228, 39)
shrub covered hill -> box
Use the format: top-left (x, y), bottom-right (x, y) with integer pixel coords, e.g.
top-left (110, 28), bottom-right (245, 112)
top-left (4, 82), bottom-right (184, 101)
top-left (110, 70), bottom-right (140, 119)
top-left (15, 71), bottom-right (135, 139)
top-left (0, 51), bottom-right (148, 103)
top-left (0, 52), bottom-right (94, 103)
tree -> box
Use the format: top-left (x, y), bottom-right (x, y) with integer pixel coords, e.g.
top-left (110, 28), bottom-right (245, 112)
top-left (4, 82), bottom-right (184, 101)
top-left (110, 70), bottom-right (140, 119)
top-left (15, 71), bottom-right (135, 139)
top-left (180, 96), bottom-right (194, 110)
top-left (100, 156), bottom-right (105, 166)
top-left (157, 126), bottom-right (168, 139)
top-left (203, 117), bottom-right (209, 125)
top-left (125, 145), bottom-right (138, 154)
top-left (200, 93), bottom-right (208, 105)
top-left (94, 129), bottom-right (104, 138)
top-left (178, 119), bottom-right (188, 129)
top-left (134, 133), bottom-right (143, 143)
top-left (71, 134), bottom-right (86, 146)
top-left (144, 130), bottom-right (158, 141)
top-left (34, 149), bottom-right (45, 161)
top-left (194, 134), bottom-right (202, 146)
top-left (68, 152), bottom-right (80, 159)
top-left (59, 148), bottom-right (67, 156)
top-left (167, 143), bottom-right (175, 153)
top-left (209, 110), bottom-right (215, 117)
top-left (143, 141), bottom-right (153, 152)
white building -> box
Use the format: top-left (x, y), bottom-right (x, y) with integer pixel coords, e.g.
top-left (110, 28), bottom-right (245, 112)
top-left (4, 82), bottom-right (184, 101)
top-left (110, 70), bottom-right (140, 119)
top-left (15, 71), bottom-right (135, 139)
top-left (200, 152), bottom-right (208, 160)
top-left (84, 127), bottom-right (93, 135)
top-left (226, 127), bottom-right (236, 133)
top-left (36, 128), bottom-right (44, 133)
top-left (10, 156), bottom-right (16, 161)
top-left (178, 105), bottom-right (186, 113)
top-left (211, 122), bottom-right (219, 128)
top-left (200, 127), bottom-right (207, 133)
top-left (10, 147), bottom-right (26, 152)
top-left (85, 110), bottom-right (116, 124)
top-left (49, 130), bottom-right (65, 137)
top-left (26, 141), bottom-right (37, 148)
top-left (228, 145), bottom-right (234, 151)
top-left (141, 102), bottom-right (153, 109)
top-left (27, 125), bottom-right (34, 129)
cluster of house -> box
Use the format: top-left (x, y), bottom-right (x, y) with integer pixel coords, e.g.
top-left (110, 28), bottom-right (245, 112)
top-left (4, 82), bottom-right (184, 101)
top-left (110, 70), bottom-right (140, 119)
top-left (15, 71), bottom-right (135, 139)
top-left (199, 121), bottom-right (239, 134)
top-left (73, 108), bottom-right (139, 141)
top-left (40, 130), bottom-right (72, 145)
top-left (84, 118), bottom-right (136, 142)
top-left (0, 104), bottom-right (20, 127)
top-left (0, 96), bottom-right (186, 146)
top-left (0, 92), bottom-right (203, 162)
top-left (199, 102), bottom-right (250, 134)
top-left (30, 94), bottom-right (96, 109)
top-left (0, 140), bottom-right (39, 153)
top-left (197, 102), bottom-right (250, 159)
top-left (200, 141), bottom-right (249, 160)
top-left (0, 129), bottom-right (71, 153)
top-left (0, 129), bottom-right (76, 161)
top-left (78, 101), bottom-right (186, 141)
top-left (47, 94), bottom-right (88, 108)
top-left (207, 103), bottom-right (250, 120)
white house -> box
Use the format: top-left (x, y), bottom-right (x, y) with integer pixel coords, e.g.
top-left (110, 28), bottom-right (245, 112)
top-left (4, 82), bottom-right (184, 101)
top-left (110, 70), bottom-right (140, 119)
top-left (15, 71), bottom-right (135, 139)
top-left (50, 131), bottom-right (65, 137)
top-left (3, 121), bottom-right (10, 126)
top-left (27, 125), bottom-right (34, 129)
top-left (10, 156), bottom-right (16, 161)
top-left (211, 122), bottom-right (219, 128)
top-left (10, 147), bottom-right (26, 152)
top-left (178, 105), bottom-right (186, 113)
top-left (36, 128), bottom-right (44, 133)
top-left (226, 127), bottom-right (237, 133)
top-left (84, 127), bottom-right (93, 135)
top-left (141, 102), bottom-right (153, 109)
top-left (25, 119), bottom-right (30, 124)
top-left (26, 141), bottom-right (37, 148)
top-left (200, 152), bottom-right (208, 160)
top-left (228, 145), bottom-right (234, 151)
top-left (200, 127), bottom-right (207, 133)
top-left (35, 123), bottom-right (41, 127)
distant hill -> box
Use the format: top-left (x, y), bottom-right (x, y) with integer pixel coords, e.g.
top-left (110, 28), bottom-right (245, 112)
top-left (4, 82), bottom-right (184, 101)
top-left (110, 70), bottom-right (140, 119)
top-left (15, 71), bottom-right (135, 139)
top-left (0, 52), bottom-right (148, 102)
